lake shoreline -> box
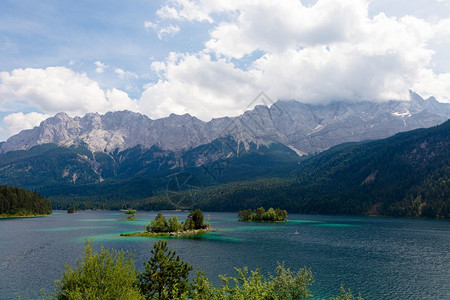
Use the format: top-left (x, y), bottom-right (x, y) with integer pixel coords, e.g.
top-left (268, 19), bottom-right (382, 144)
top-left (120, 228), bottom-right (213, 237)
top-left (0, 213), bottom-right (51, 219)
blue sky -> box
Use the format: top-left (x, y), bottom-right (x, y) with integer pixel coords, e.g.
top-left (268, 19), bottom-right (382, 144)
top-left (1, 0), bottom-right (450, 141)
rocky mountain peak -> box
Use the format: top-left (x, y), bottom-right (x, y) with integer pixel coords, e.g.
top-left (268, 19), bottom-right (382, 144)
top-left (1, 93), bottom-right (449, 155)
top-left (409, 90), bottom-right (424, 102)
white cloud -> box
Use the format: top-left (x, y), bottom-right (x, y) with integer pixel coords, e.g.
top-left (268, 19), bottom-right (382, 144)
top-left (139, 0), bottom-right (450, 120)
top-left (94, 61), bottom-right (108, 73)
top-left (105, 88), bottom-right (139, 111)
top-left (3, 112), bottom-right (51, 136)
top-left (144, 20), bottom-right (181, 40)
top-left (0, 67), bottom-right (139, 117)
top-left (157, 24), bottom-right (180, 39)
top-left (206, 0), bottom-right (368, 58)
top-left (156, 2), bottom-right (214, 22)
top-left (413, 69), bottom-right (450, 100)
top-left (115, 68), bottom-right (138, 79)
top-left (434, 18), bottom-right (450, 41)
top-left (140, 52), bottom-right (259, 120)
top-left (156, 5), bottom-right (181, 20)
top-left (144, 21), bottom-right (157, 31)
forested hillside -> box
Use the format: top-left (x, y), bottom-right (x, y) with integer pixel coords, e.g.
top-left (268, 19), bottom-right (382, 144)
top-left (0, 139), bottom-right (301, 206)
top-left (135, 120), bottom-right (449, 218)
top-left (0, 185), bottom-right (52, 217)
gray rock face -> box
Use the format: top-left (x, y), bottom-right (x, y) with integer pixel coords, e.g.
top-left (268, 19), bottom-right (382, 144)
top-left (1, 111), bottom-right (212, 153)
top-left (1, 91), bottom-right (449, 154)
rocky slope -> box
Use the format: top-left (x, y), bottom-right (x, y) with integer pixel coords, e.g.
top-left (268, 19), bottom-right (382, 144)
top-left (1, 91), bottom-right (449, 155)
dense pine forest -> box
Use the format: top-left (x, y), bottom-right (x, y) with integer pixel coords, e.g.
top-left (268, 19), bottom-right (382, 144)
top-left (133, 120), bottom-right (449, 219)
top-left (0, 185), bottom-right (52, 217)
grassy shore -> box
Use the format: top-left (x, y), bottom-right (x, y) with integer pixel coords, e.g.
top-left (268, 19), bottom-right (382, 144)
top-left (0, 213), bottom-right (51, 218)
top-left (120, 228), bottom-right (212, 237)
top-left (119, 217), bottom-right (138, 221)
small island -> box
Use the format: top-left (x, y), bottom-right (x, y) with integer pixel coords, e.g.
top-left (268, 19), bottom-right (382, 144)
top-left (121, 209), bottom-right (211, 237)
top-left (238, 207), bottom-right (287, 222)
top-left (120, 208), bottom-right (138, 220)
top-left (0, 185), bottom-right (52, 218)
top-left (67, 205), bottom-right (78, 214)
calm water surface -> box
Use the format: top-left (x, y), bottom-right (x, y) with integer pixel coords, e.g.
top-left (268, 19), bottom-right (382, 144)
top-left (0, 211), bottom-right (449, 299)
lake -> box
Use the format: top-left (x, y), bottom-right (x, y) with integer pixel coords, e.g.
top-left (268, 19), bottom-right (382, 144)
top-left (0, 211), bottom-right (449, 299)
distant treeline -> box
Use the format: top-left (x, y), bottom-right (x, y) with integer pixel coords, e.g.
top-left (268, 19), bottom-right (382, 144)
top-left (0, 185), bottom-right (52, 216)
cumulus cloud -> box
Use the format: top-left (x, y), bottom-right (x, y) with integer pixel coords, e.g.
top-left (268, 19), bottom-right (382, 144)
top-left (0, 67), bottom-right (139, 117)
top-left (138, 0), bottom-right (450, 119)
top-left (139, 52), bottom-right (260, 120)
top-left (205, 0), bottom-right (368, 58)
top-left (3, 112), bottom-right (51, 136)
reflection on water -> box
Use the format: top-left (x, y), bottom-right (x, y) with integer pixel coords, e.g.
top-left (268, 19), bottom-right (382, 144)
top-left (0, 211), bottom-right (449, 300)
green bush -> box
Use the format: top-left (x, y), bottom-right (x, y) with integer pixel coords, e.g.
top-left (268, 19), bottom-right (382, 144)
top-left (54, 241), bottom-right (143, 300)
top-left (189, 263), bottom-right (313, 300)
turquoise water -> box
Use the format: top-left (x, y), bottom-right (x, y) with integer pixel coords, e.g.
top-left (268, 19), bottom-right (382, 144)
top-left (0, 211), bottom-right (449, 299)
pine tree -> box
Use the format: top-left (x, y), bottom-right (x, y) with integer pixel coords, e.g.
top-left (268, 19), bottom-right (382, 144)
top-left (138, 241), bottom-right (193, 299)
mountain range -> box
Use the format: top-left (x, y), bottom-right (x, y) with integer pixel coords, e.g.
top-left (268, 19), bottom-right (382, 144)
top-left (0, 91), bottom-right (448, 217)
top-left (1, 91), bottom-right (449, 155)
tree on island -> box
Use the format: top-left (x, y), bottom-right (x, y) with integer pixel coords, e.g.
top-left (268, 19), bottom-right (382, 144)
top-left (122, 208), bottom-right (138, 220)
top-left (146, 213), bottom-right (171, 233)
top-left (67, 205), bottom-right (77, 214)
top-left (238, 207), bottom-right (287, 222)
top-left (145, 209), bottom-right (209, 234)
top-left (125, 209), bottom-right (137, 217)
top-left (184, 209), bottom-right (208, 230)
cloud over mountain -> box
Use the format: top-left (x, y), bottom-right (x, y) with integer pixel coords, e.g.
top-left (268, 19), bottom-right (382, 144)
top-left (0, 67), bottom-right (139, 136)
top-left (141, 0), bottom-right (450, 119)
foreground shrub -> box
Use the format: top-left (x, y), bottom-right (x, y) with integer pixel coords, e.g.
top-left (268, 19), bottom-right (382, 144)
top-left (53, 240), bottom-right (362, 300)
top-left (54, 240), bottom-right (143, 300)
top-left (189, 263), bottom-right (313, 300)
top-left (138, 240), bottom-right (193, 299)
